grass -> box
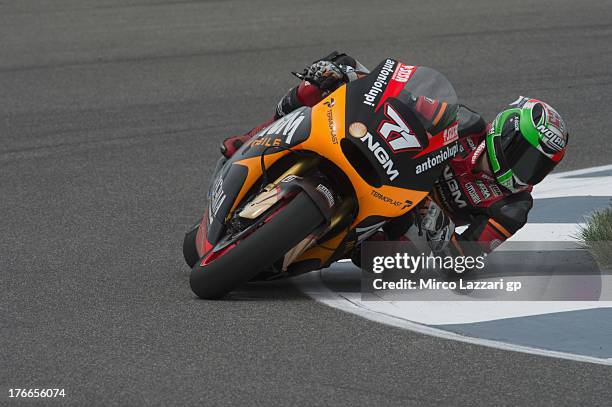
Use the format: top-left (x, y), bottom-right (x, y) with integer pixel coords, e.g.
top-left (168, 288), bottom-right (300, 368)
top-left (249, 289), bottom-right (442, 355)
top-left (578, 205), bottom-right (612, 270)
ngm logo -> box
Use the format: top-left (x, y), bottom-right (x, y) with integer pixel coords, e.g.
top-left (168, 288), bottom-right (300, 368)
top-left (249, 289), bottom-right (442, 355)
top-left (349, 121), bottom-right (399, 181)
top-left (348, 104), bottom-right (421, 182)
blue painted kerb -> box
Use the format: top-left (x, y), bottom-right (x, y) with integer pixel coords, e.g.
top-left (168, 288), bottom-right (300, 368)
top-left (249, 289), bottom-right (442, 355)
top-left (438, 308), bottom-right (612, 359)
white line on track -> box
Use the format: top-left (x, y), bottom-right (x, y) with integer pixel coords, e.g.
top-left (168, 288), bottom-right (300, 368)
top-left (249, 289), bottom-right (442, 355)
top-left (294, 164), bottom-right (612, 365)
top-left (295, 271), bottom-right (612, 366)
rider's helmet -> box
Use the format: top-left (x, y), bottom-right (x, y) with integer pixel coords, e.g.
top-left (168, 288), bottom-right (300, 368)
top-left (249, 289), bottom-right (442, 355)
top-left (486, 96), bottom-right (568, 192)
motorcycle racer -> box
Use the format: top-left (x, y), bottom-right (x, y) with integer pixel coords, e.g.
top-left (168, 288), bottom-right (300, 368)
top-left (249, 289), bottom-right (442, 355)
top-left (417, 95), bottom-right (568, 258)
top-left (219, 52), bottom-right (569, 258)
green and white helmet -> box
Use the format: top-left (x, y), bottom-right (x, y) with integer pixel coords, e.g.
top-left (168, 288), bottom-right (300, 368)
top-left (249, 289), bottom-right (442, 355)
top-left (486, 96), bottom-right (568, 192)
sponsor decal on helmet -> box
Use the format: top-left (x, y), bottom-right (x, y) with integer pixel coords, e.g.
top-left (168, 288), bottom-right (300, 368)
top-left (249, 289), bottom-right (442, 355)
top-left (537, 124), bottom-right (566, 153)
top-left (363, 59), bottom-right (395, 107)
top-left (535, 103), bottom-right (567, 155)
top-left (544, 104), bottom-right (565, 132)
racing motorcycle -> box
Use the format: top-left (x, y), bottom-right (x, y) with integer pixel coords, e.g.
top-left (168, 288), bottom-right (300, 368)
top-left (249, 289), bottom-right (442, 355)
top-left (184, 58), bottom-right (463, 299)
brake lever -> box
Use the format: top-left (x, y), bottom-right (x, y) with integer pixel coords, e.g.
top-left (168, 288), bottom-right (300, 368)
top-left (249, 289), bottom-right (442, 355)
top-left (291, 70), bottom-right (306, 80)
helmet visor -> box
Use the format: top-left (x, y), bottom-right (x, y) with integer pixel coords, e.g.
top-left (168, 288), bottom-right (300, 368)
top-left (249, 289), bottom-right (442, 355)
top-left (505, 134), bottom-right (557, 185)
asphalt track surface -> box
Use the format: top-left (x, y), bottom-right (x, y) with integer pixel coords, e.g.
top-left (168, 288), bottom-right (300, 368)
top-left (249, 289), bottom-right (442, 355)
top-left (2, 0), bottom-right (612, 405)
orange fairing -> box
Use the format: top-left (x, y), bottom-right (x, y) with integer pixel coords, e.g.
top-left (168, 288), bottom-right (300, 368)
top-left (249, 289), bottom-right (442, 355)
top-left (296, 87), bottom-right (428, 227)
top-left (229, 151), bottom-right (290, 214)
top-left (229, 85), bottom-right (428, 227)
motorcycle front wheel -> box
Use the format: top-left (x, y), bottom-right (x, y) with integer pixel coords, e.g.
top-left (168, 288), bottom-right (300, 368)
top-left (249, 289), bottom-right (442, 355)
top-left (189, 191), bottom-right (325, 299)
top-left (182, 220), bottom-right (200, 269)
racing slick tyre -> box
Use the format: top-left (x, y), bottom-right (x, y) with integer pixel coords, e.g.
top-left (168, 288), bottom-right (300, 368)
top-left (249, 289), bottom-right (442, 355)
top-left (189, 192), bottom-right (325, 299)
top-left (183, 221), bottom-right (200, 268)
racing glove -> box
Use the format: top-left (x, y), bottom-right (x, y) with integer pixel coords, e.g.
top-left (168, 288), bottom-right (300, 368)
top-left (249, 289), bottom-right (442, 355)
top-left (294, 59), bottom-right (359, 93)
top-left (419, 198), bottom-right (455, 254)
top-left (303, 60), bottom-right (347, 91)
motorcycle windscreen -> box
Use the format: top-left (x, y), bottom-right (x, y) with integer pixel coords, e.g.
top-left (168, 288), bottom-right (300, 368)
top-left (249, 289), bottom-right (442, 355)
top-left (400, 66), bottom-right (457, 104)
top-left (343, 59), bottom-right (461, 191)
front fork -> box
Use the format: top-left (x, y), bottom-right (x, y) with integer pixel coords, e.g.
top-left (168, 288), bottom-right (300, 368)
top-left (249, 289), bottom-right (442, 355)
top-left (237, 155), bottom-right (356, 270)
top-left (238, 155), bottom-right (325, 220)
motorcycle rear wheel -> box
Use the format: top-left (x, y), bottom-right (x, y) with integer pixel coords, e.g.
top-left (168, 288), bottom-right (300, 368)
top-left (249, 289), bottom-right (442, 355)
top-left (189, 192), bottom-right (325, 299)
